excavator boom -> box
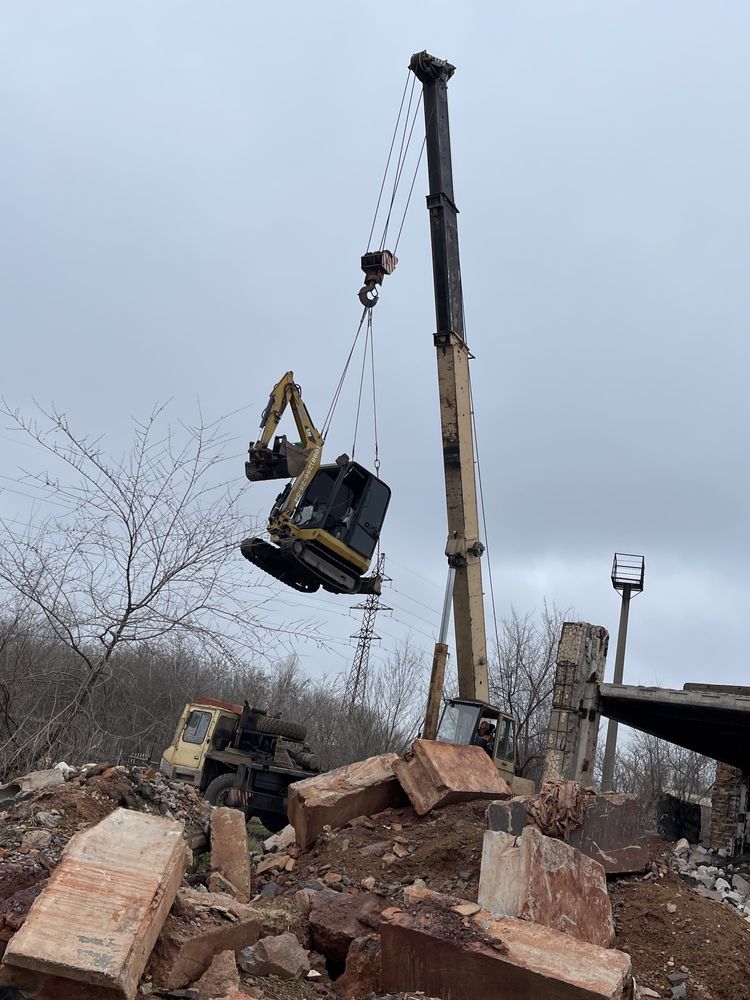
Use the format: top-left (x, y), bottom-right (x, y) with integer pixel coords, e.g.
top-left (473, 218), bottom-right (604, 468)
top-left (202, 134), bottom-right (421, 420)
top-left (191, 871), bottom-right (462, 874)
top-left (245, 371), bottom-right (324, 485)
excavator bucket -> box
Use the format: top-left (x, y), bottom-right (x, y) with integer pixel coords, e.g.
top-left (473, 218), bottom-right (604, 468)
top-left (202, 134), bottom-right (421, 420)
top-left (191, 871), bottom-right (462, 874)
top-left (245, 436), bottom-right (309, 483)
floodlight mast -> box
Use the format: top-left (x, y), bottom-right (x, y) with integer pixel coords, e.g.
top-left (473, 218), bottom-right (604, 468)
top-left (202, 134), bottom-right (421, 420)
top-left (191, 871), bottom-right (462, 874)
top-left (601, 553), bottom-right (645, 791)
top-left (410, 50), bottom-right (489, 705)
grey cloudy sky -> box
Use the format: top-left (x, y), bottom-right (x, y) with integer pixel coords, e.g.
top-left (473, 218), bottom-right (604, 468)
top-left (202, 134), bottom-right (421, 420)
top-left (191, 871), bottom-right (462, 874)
top-left (2, 2), bottom-right (748, 692)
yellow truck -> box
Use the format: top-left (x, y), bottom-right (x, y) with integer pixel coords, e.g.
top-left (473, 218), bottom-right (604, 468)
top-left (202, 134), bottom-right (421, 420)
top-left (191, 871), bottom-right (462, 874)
top-left (160, 697), bottom-right (319, 831)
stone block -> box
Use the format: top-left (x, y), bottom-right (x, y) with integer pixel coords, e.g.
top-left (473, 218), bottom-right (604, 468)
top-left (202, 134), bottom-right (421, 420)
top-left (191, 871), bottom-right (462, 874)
top-left (487, 789), bottom-right (648, 874)
top-left (210, 807), bottom-right (252, 902)
top-left (193, 950), bottom-right (239, 1000)
top-left (146, 888), bottom-right (261, 990)
top-left (2, 808), bottom-right (186, 999)
top-left (478, 827), bottom-right (614, 948)
top-left (288, 753), bottom-right (406, 850)
top-left (393, 741), bottom-right (511, 816)
top-left (0, 769), bottom-right (64, 803)
top-left (309, 889), bottom-right (388, 973)
top-left (238, 932), bottom-right (310, 979)
top-left (380, 890), bottom-right (632, 1000)
top-left (336, 933), bottom-right (382, 1000)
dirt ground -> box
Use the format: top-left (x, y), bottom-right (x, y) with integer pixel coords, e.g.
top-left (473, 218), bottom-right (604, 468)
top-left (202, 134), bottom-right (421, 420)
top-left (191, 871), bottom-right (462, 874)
top-left (611, 866), bottom-right (750, 1000)
top-left (260, 800), bottom-right (488, 901)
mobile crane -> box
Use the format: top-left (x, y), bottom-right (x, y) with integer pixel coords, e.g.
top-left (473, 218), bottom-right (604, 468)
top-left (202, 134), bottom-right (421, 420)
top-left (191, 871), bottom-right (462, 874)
top-left (408, 51), bottom-right (521, 786)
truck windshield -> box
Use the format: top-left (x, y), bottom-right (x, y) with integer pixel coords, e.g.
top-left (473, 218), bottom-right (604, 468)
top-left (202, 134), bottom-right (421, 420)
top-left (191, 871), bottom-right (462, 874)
top-left (182, 710), bottom-right (211, 745)
top-left (436, 702), bottom-right (481, 745)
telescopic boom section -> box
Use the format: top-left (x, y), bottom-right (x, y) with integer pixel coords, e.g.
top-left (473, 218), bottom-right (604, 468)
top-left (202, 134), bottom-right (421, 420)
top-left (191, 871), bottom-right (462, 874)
top-left (409, 51), bottom-right (489, 703)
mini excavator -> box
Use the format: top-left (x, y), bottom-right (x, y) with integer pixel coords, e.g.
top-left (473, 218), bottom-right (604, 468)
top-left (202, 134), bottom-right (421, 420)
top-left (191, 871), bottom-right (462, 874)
top-left (240, 372), bottom-right (391, 595)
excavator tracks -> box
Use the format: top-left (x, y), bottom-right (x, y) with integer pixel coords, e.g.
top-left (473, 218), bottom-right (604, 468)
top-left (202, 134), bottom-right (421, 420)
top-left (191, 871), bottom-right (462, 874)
top-left (240, 537), bottom-right (320, 593)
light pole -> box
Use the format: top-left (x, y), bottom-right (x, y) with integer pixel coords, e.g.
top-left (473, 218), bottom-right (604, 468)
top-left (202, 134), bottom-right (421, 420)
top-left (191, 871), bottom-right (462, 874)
top-left (601, 553), bottom-right (645, 791)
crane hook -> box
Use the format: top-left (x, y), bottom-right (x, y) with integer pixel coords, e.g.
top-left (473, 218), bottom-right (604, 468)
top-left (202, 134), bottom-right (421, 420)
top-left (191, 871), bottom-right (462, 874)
top-left (358, 283), bottom-right (380, 308)
top-left (358, 250), bottom-right (397, 309)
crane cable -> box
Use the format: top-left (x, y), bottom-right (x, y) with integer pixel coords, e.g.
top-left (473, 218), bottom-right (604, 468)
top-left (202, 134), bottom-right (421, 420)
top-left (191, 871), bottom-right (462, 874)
top-left (325, 71), bottom-right (424, 459)
top-left (464, 301), bottom-right (503, 675)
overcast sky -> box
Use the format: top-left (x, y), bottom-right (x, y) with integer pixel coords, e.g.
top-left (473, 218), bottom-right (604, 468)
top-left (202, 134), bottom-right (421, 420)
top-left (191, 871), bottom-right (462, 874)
top-left (2, 2), bottom-right (748, 697)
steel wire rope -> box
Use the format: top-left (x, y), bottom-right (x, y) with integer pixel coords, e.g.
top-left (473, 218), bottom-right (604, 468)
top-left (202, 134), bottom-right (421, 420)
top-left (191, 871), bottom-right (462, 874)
top-left (378, 88), bottom-right (424, 251)
top-left (365, 69), bottom-right (412, 251)
top-left (393, 136), bottom-right (426, 255)
top-left (466, 341), bottom-right (503, 671)
top-left (368, 312), bottom-right (381, 478)
top-left (376, 74), bottom-right (417, 250)
top-left (350, 311), bottom-right (372, 459)
top-left (322, 307), bottom-right (369, 438)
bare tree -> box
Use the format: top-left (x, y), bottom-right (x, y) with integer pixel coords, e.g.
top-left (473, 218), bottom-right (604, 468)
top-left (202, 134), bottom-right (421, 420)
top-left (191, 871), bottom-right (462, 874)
top-left (603, 728), bottom-right (714, 823)
top-left (488, 603), bottom-right (570, 786)
top-left (0, 402), bottom-right (311, 773)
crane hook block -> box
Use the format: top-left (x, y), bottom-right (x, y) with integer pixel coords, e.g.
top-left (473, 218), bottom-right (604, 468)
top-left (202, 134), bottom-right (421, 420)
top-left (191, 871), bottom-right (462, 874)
top-left (358, 250), bottom-right (397, 308)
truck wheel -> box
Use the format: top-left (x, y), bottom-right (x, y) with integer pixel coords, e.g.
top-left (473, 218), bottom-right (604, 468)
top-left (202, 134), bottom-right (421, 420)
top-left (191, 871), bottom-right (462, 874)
top-left (256, 716), bottom-right (307, 742)
top-left (203, 773), bottom-right (238, 808)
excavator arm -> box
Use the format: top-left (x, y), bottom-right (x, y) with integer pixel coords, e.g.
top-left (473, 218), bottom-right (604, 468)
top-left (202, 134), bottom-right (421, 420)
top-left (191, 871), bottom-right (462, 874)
top-left (245, 372), bottom-right (324, 486)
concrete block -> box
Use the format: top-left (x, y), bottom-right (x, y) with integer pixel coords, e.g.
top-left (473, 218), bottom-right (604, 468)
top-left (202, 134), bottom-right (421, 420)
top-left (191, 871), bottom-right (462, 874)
top-left (288, 753), bottom-right (406, 850)
top-left (210, 807), bottom-right (252, 902)
top-left (487, 789), bottom-right (649, 874)
top-left (2, 808), bottom-right (186, 999)
top-left (393, 741), bottom-right (511, 816)
top-left (309, 889), bottom-right (388, 973)
top-left (478, 827), bottom-right (614, 948)
top-left (0, 769), bottom-right (64, 802)
top-left (146, 887), bottom-right (262, 990)
top-left (380, 890), bottom-right (632, 1000)
top-left (237, 932), bottom-right (310, 979)
top-left (193, 950), bottom-right (239, 1000)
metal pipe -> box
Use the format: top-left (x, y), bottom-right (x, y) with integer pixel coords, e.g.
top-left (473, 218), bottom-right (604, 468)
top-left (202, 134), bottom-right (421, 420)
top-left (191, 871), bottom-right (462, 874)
top-left (438, 565), bottom-right (456, 645)
top-left (422, 567), bottom-right (457, 740)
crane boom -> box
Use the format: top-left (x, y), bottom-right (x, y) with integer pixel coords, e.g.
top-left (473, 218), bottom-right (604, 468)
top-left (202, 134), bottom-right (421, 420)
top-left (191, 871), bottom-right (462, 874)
top-left (410, 51), bottom-right (489, 703)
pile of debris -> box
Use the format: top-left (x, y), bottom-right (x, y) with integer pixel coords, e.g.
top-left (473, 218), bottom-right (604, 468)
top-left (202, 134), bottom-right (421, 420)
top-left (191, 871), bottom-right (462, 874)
top-left (0, 743), bottom-right (749, 999)
top-left (670, 838), bottom-right (750, 916)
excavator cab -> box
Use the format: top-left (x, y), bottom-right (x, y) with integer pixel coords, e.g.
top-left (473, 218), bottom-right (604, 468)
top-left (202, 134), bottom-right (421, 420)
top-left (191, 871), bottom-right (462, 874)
top-left (241, 373), bottom-right (391, 596)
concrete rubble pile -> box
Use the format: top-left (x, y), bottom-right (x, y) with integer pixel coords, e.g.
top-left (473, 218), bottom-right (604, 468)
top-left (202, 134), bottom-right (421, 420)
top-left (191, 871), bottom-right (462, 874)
top-left (670, 837), bottom-right (750, 920)
top-left (0, 748), bottom-right (647, 998)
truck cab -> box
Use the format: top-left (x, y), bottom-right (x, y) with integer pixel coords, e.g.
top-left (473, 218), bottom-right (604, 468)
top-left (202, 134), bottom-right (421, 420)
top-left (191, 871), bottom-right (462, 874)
top-left (160, 697), bottom-right (319, 831)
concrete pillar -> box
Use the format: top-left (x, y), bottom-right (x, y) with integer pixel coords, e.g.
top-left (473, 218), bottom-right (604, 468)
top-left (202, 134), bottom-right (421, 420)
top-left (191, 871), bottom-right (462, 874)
top-left (542, 622), bottom-right (608, 786)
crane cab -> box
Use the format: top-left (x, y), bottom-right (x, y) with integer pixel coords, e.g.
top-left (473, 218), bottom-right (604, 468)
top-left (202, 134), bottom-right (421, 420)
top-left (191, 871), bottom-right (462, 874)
top-left (242, 459), bottom-right (391, 595)
top-left (435, 698), bottom-right (516, 783)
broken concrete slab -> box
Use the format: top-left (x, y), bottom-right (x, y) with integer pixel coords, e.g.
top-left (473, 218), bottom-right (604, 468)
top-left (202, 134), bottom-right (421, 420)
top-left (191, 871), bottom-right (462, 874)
top-left (288, 753), bottom-right (406, 850)
top-left (478, 826), bottom-right (614, 947)
top-left (336, 933), bottom-right (382, 1000)
top-left (146, 887), bottom-right (261, 990)
top-left (210, 807), bottom-right (252, 903)
top-left (2, 807), bottom-right (186, 999)
top-left (393, 741), bottom-right (511, 816)
top-left (193, 949), bottom-right (240, 1000)
top-left (380, 889), bottom-right (632, 1000)
top-left (309, 889), bottom-right (388, 972)
top-left (0, 963), bottom-right (122, 998)
top-left (487, 788), bottom-right (649, 874)
top-left (237, 932), bottom-right (310, 979)
top-left (263, 824), bottom-right (296, 853)
top-left (0, 769), bottom-right (64, 803)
